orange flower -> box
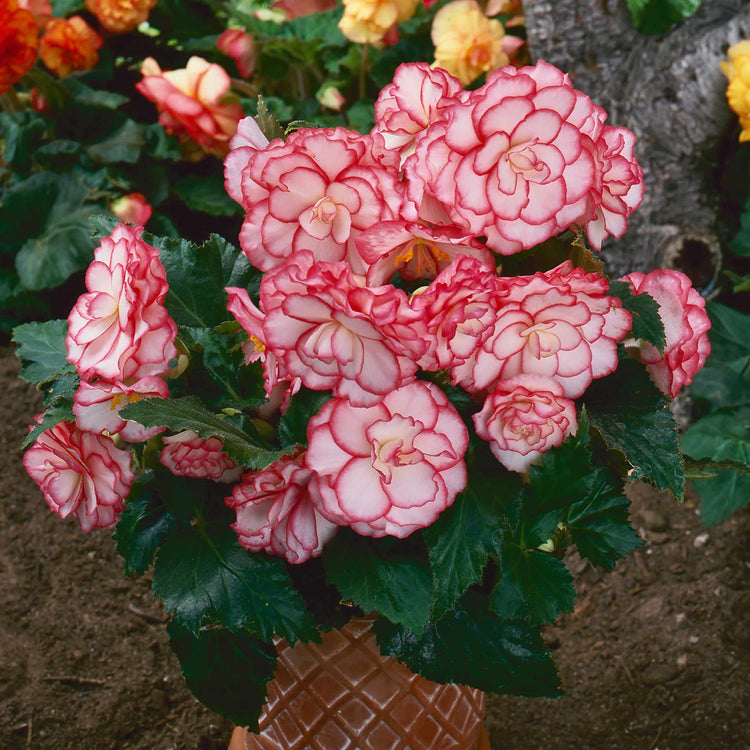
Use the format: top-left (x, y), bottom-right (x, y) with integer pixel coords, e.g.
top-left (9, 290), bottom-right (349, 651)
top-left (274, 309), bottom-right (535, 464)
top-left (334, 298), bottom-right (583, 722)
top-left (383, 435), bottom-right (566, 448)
top-left (18, 0), bottom-right (51, 27)
top-left (339, 0), bottom-right (419, 46)
top-left (431, 0), bottom-right (508, 86)
top-left (270, 0), bottom-right (337, 19)
top-left (721, 40), bottom-right (750, 142)
top-left (85, 0), bottom-right (157, 35)
top-left (136, 56), bottom-right (243, 160)
top-left (0, 0), bottom-right (39, 95)
top-left (38, 16), bottom-right (103, 78)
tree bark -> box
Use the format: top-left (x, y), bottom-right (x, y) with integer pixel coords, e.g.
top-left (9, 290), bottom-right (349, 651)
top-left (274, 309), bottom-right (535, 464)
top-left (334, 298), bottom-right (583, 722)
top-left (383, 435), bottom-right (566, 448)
top-left (523, 0), bottom-right (750, 279)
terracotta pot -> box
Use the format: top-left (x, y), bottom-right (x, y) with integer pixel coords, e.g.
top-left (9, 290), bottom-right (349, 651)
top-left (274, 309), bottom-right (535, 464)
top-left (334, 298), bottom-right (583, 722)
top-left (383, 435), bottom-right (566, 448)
top-left (228, 617), bottom-right (490, 750)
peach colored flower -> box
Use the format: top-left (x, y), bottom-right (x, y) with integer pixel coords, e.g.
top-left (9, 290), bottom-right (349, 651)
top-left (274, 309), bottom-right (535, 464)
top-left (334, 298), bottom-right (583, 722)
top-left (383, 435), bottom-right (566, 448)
top-left (110, 192), bottom-right (152, 226)
top-left (339, 0), bottom-right (419, 46)
top-left (431, 0), bottom-right (508, 86)
top-left (0, 0), bottom-right (39, 95)
top-left (18, 0), bottom-right (51, 27)
top-left (38, 16), bottom-right (102, 78)
top-left (217, 27), bottom-right (256, 78)
top-left (85, 0), bottom-right (157, 34)
top-left (720, 40), bottom-right (750, 142)
top-left (136, 56), bottom-right (243, 160)
top-left (270, 0), bottom-right (337, 20)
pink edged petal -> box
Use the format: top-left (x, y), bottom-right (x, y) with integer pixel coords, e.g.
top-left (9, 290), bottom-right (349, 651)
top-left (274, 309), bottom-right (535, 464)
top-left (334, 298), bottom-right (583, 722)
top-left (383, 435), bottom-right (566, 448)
top-left (334, 458), bottom-right (391, 522)
top-left (510, 108), bottom-right (563, 146)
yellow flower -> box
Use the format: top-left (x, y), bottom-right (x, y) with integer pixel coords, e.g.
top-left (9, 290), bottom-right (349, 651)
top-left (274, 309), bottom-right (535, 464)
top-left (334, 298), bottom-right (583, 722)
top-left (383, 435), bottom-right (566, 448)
top-left (339, 0), bottom-right (418, 46)
top-left (721, 40), bottom-right (750, 142)
top-left (431, 0), bottom-right (509, 86)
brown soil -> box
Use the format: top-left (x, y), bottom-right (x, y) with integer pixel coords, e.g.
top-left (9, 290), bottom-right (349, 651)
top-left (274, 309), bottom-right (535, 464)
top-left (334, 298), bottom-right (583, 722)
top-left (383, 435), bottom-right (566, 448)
top-left (1, 349), bottom-right (748, 750)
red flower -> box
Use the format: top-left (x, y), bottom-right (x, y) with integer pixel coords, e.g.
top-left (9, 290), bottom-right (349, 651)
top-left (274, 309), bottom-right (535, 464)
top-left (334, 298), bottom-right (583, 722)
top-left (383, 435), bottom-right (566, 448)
top-left (0, 0), bottom-right (39, 95)
top-left (160, 431), bottom-right (242, 483)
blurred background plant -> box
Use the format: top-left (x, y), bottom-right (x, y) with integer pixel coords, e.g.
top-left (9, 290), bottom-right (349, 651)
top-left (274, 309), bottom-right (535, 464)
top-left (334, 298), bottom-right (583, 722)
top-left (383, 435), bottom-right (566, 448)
top-left (679, 38), bottom-right (750, 526)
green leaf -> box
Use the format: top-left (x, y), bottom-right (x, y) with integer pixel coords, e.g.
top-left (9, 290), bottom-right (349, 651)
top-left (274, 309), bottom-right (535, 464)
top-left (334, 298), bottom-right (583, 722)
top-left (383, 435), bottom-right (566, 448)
top-left (682, 408), bottom-right (750, 525)
top-left (625, 0), bottom-right (702, 34)
top-left (153, 523), bottom-right (315, 641)
top-left (424, 467), bottom-right (522, 619)
top-left (374, 591), bottom-right (561, 697)
top-left (148, 233), bottom-right (257, 328)
top-left (690, 362), bottom-right (750, 410)
top-left (491, 542), bottom-right (575, 625)
top-left (120, 396), bottom-right (284, 469)
top-left (702, 301), bottom-right (750, 364)
top-left (114, 481), bottom-right (183, 575)
top-left (0, 112), bottom-right (46, 171)
top-left (585, 358), bottom-right (684, 499)
top-left (608, 280), bottom-right (665, 353)
top-left (16, 208), bottom-right (96, 290)
top-left (168, 622), bottom-right (277, 731)
top-left (173, 175), bottom-right (242, 217)
top-left (277, 388), bottom-right (332, 446)
top-left (683, 455), bottom-right (750, 480)
top-left (12, 319), bottom-right (71, 383)
top-left (729, 191), bottom-right (750, 257)
top-left (526, 410), bottom-right (597, 520)
top-left (324, 531), bottom-right (433, 635)
top-left (86, 119), bottom-right (145, 164)
top-left (566, 472), bottom-right (642, 568)
top-left (254, 96), bottom-right (284, 141)
top-left (20, 400), bottom-right (76, 450)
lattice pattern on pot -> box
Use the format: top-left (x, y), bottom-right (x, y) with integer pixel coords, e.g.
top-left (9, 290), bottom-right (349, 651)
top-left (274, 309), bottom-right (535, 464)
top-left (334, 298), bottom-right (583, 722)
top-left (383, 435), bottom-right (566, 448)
top-left (241, 618), bottom-right (486, 750)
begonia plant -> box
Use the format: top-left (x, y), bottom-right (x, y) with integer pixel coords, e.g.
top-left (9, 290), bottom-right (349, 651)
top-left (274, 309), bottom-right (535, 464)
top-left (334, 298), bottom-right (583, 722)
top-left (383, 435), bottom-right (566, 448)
top-left (15, 57), bottom-right (718, 729)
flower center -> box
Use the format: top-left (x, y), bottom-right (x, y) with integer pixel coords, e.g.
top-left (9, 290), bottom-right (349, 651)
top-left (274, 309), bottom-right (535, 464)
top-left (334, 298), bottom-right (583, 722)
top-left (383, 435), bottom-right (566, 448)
top-left (367, 416), bottom-right (424, 484)
top-left (521, 322), bottom-right (561, 359)
top-left (394, 238), bottom-right (450, 277)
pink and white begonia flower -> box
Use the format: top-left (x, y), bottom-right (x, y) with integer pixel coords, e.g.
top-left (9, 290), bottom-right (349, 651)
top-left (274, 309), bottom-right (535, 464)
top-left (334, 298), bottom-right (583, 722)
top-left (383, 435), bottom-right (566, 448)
top-left (260, 250), bottom-right (427, 406)
top-left (224, 127), bottom-right (403, 274)
top-left (410, 254), bottom-right (503, 372)
top-left (356, 220), bottom-right (493, 285)
top-left (160, 430), bottom-right (242, 483)
top-left (473, 374), bottom-right (578, 473)
top-left (404, 60), bottom-right (600, 255)
top-left (66, 223), bottom-right (178, 385)
top-left (23, 420), bottom-right (134, 531)
top-left (621, 269), bottom-right (711, 398)
top-left (582, 126), bottom-right (644, 251)
top-left (226, 450), bottom-right (338, 564)
top-left (136, 56), bottom-right (243, 160)
top-left (225, 285), bottom-right (301, 414)
top-left (372, 62), bottom-right (464, 165)
top-left (306, 380), bottom-right (468, 538)
top-left (453, 261), bottom-right (632, 398)
top-left (73, 376), bottom-right (169, 443)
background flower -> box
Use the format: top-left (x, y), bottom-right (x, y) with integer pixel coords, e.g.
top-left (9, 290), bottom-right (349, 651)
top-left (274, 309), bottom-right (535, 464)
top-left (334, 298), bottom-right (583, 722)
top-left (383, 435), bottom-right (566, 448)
top-left (339, 0), bottom-right (419, 46)
top-left (38, 16), bottom-right (102, 78)
top-left (217, 27), bottom-right (256, 78)
top-left (306, 381), bottom-right (468, 538)
top-left (473, 374), bottom-right (578, 473)
top-left (23, 420), bottom-right (134, 531)
top-left (85, 0), bottom-right (157, 34)
top-left (227, 451), bottom-right (338, 564)
top-left (0, 0), bottom-right (39, 95)
top-left (431, 0), bottom-right (509, 86)
top-left (136, 56), bottom-right (243, 159)
top-left (721, 40), bottom-right (750, 142)
top-left (110, 193), bottom-right (152, 226)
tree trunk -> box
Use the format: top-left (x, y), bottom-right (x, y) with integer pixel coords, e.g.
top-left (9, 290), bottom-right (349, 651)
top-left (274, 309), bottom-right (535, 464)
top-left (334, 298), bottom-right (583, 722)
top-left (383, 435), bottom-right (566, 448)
top-left (523, 0), bottom-right (750, 280)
